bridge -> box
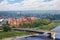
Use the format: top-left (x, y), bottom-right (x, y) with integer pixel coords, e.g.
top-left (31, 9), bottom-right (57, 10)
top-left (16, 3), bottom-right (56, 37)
top-left (12, 28), bottom-right (60, 34)
top-left (12, 28), bottom-right (60, 40)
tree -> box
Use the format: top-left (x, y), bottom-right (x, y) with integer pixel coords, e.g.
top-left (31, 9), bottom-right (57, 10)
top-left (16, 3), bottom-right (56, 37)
top-left (42, 19), bottom-right (51, 25)
top-left (32, 20), bottom-right (42, 27)
top-left (2, 24), bottom-right (11, 32)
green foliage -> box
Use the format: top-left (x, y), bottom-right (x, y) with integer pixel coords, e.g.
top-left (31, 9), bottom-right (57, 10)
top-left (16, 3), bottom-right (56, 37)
top-left (39, 22), bottom-right (59, 30)
top-left (19, 23), bottom-right (29, 28)
top-left (42, 19), bottom-right (51, 25)
top-left (32, 20), bottom-right (43, 27)
top-left (2, 24), bottom-right (11, 32)
top-left (31, 19), bottom-right (51, 28)
top-left (0, 31), bottom-right (32, 39)
top-left (19, 19), bottom-right (52, 28)
top-left (12, 26), bottom-right (16, 28)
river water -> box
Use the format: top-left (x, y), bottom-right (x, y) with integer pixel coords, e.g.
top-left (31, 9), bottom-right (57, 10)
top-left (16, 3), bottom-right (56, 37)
top-left (12, 35), bottom-right (52, 40)
top-left (52, 25), bottom-right (60, 39)
top-left (12, 25), bottom-right (60, 40)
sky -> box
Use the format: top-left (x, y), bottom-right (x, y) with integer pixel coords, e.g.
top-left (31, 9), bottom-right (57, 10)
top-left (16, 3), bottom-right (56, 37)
top-left (0, 0), bottom-right (60, 11)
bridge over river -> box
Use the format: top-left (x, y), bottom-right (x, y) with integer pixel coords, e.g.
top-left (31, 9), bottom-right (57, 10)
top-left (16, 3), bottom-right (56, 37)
top-left (12, 28), bottom-right (60, 40)
top-left (12, 28), bottom-right (60, 34)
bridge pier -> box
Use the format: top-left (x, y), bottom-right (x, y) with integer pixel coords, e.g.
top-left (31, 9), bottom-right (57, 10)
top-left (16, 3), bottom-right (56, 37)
top-left (47, 33), bottom-right (56, 40)
top-left (47, 33), bottom-right (52, 39)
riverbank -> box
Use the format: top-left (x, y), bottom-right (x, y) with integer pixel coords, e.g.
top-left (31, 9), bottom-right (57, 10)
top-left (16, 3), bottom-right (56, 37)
top-left (38, 22), bottom-right (60, 30)
top-left (0, 31), bottom-right (33, 40)
top-left (2, 34), bottom-right (35, 40)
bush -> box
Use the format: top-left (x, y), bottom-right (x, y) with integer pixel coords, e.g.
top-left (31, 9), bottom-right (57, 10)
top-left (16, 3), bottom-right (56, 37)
top-left (2, 24), bottom-right (11, 32)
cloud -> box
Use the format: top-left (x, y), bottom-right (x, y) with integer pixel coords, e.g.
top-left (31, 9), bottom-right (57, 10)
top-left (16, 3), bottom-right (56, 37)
top-left (7, 0), bottom-right (24, 4)
top-left (42, 0), bottom-right (52, 2)
top-left (0, 0), bottom-right (60, 11)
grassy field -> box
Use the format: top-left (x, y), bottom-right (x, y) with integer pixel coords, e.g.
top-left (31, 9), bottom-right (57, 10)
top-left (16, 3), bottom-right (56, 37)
top-left (0, 31), bottom-right (32, 39)
top-left (38, 22), bottom-right (60, 30)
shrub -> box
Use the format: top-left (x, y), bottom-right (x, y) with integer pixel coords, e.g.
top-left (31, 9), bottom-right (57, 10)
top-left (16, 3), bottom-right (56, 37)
top-left (2, 24), bottom-right (11, 32)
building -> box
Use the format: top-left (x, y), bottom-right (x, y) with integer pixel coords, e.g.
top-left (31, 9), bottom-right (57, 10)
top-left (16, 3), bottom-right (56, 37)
top-left (9, 17), bottom-right (36, 27)
top-left (10, 18), bottom-right (20, 27)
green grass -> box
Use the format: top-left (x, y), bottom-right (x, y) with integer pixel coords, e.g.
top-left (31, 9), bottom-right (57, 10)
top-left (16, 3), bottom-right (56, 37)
top-left (0, 31), bottom-right (32, 39)
top-left (39, 22), bottom-right (60, 30)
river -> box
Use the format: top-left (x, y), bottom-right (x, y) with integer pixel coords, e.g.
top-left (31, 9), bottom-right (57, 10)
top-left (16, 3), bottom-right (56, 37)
top-left (52, 25), bottom-right (60, 39)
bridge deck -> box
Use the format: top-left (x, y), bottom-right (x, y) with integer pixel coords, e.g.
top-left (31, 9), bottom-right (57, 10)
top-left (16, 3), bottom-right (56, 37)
top-left (12, 28), bottom-right (60, 34)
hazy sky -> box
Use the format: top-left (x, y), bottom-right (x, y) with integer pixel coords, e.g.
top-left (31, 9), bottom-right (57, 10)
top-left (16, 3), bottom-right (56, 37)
top-left (0, 0), bottom-right (60, 11)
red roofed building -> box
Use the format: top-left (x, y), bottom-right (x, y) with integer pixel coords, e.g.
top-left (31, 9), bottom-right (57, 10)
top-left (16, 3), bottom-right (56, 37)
top-left (16, 19), bottom-right (20, 26)
top-left (9, 16), bottom-right (36, 27)
top-left (10, 18), bottom-right (16, 26)
top-left (30, 16), bottom-right (36, 21)
top-left (21, 17), bottom-right (28, 22)
top-left (10, 18), bottom-right (21, 27)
